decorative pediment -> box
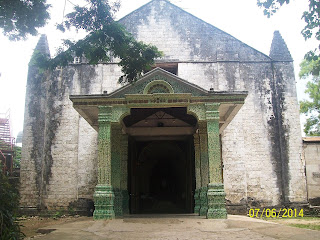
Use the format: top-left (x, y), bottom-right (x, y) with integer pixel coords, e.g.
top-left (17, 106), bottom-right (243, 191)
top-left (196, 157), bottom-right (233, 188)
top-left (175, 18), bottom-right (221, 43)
top-left (107, 68), bottom-right (209, 98)
top-left (70, 68), bottom-right (248, 134)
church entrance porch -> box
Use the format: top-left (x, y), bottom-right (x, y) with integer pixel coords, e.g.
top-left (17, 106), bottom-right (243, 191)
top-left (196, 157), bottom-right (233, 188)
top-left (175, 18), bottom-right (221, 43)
top-left (69, 67), bottom-right (247, 220)
top-left (122, 107), bottom-right (197, 214)
top-left (124, 107), bottom-right (196, 214)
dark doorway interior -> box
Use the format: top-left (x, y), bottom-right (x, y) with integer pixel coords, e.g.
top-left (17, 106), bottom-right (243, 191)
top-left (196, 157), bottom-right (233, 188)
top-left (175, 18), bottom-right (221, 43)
top-left (129, 138), bottom-right (195, 214)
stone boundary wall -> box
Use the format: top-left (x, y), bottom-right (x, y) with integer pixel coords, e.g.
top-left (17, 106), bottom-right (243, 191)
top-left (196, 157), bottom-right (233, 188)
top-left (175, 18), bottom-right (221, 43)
top-left (303, 137), bottom-right (320, 206)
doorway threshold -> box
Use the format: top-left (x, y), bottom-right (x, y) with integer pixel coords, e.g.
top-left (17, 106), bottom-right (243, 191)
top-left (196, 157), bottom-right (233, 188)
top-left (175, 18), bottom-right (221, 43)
top-left (123, 213), bottom-right (205, 219)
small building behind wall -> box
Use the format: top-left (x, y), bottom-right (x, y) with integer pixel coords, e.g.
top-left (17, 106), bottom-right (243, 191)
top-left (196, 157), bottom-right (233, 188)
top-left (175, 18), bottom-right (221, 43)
top-left (303, 137), bottom-right (320, 206)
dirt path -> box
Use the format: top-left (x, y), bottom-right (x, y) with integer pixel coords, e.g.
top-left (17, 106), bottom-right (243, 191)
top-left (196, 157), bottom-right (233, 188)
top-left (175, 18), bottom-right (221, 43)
top-left (20, 215), bottom-right (87, 238)
top-left (20, 215), bottom-right (320, 240)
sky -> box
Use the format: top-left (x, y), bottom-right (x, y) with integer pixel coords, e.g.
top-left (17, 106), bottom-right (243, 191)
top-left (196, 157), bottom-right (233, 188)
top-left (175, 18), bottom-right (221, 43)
top-left (0, 0), bottom-right (318, 138)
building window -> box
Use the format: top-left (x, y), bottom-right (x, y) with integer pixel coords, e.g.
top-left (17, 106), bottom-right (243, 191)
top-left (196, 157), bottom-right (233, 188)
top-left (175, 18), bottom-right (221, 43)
top-left (152, 63), bottom-right (178, 75)
top-left (74, 57), bottom-right (81, 64)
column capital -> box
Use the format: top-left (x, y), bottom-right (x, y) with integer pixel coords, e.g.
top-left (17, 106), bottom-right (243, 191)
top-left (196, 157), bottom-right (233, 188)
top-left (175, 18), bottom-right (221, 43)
top-left (98, 105), bottom-right (113, 124)
top-left (205, 103), bottom-right (220, 121)
top-left (205, 103), bottom-right (220, 111)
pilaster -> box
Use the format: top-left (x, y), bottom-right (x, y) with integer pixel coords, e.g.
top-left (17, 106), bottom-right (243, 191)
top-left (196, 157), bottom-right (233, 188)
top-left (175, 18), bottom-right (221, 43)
top-left (111, 124), bottom-right (122, 217)
top-left (193, 133), bottom-right (201, 214)
top-left (199, 121), bottom-right (209, 215)
top-left (199, 122), bottom-right (209, 186)
top-left (93, 106), bottom-right (115, 220)
top-left (120, 134), bottom-right (129, 215)
top-left (205, 103), bottom-right (227, 219)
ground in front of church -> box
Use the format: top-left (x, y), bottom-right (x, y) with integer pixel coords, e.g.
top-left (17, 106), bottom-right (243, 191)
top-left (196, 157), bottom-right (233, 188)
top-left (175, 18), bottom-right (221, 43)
top-left (21, 214), bottom-right (320, 240)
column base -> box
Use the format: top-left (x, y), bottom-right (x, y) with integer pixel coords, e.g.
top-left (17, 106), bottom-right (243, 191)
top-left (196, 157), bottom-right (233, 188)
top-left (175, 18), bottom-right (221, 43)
top-left (206, 183), bottom-right (227, 219)
top-left (207, 208), bottom-right (227, 219)
top-left (93, 184), bottom-right (115, 220)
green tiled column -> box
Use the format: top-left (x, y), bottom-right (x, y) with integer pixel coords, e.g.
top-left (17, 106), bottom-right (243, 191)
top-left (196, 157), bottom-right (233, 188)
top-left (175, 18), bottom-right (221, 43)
top-left (120, 134), bottom-right (129, 215)
top-left (93, 106), bottom-right (115, 220)
top-left (199, 122), bottom-right (209, 216)
top-left (111, 124), bottom-right (122, 217)
top-left (205, 103), bottom-right (227, 219)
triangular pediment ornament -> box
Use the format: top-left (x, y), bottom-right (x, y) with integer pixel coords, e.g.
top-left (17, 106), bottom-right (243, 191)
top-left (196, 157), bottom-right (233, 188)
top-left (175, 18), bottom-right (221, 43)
top-left (106, 68), bottom-right (209, 98)
top-left (143, 80), bottom-right (174, 94)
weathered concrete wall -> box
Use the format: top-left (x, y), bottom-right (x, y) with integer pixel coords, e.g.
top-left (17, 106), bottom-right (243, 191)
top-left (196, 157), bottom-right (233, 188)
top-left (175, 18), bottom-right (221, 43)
top-left (120, 0), bottom-right (269, 63)
top-left (20, 65), bottom-right (47, 211)
top-left (21, 62), bottom-right (124, 213)
top-left (21, 0), bottom-right (307, 213)
top-left (222, 63), bottom-right (282, 212)
top-left (21, 35), bottom-right (50, 211)
top-left (303, 139), bottom-right (320, 206)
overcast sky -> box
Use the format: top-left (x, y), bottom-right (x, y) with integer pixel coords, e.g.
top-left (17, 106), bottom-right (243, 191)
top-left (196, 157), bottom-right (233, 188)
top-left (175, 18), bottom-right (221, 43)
top-left (0, 0), bottom-right (317, 138)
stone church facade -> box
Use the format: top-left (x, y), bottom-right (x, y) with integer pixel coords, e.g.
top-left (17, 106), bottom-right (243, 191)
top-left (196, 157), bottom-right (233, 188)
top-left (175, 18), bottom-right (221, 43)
top-left (21, 0), bottom-right (307, 218)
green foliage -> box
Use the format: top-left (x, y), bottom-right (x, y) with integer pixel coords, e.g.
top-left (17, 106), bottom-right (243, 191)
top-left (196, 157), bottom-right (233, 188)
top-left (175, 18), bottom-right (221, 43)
top-left (301, 0), bottom-right (320, 42)
top-left (301, 0), bottom-right (320, 77)
top-left (56, 0), bottom-right (120, 33)
top-left (257, 0), bottom-right (319, 43)
top-left (299, 58), bottom-right (320, 78)
top-left (300, 82), bottom-right (320, 135)
top-left (304, 51), bottom-right (320, 76)
top-left (0, 169), bottom-right (24, 239)
top-left (53, 211), bottom-right (63, 219)
top-left (257, 0), bottom-right (290, 18)
top-left (13, 146), bottom-right (21, 169)
top-left (32, 0), bottom-right (162, 83)
top-left (2, 0), bottom-right (161, 83)
top-left (258, 0), bottom-right (320, 73)
top-left (288, 223), bottom-right (320, 231)
top-left (300, 59), bottom-right (320, 136)
top-left (0, 0), bottom-right (51, 40)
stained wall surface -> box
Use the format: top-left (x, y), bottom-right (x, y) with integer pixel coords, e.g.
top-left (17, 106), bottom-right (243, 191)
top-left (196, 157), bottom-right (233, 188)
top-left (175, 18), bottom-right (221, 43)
top-left (20, 0), bottom-right (307, 213)
top-left (303, 138), bottom-right (320, 206)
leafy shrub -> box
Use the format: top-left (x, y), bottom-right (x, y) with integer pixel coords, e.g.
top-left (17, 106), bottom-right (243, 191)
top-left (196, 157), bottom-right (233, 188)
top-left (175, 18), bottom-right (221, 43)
top-left (0, 170), bottom-right (23, 239)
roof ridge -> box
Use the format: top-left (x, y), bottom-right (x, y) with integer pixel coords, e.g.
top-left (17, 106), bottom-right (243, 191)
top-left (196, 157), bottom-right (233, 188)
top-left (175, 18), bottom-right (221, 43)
top-left (118, 0), bottom-right (271, 60)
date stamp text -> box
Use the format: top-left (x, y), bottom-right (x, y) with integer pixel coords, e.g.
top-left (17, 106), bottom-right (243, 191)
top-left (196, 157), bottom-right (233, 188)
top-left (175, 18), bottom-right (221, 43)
top-left (248, 208), bottom-right (304, 218)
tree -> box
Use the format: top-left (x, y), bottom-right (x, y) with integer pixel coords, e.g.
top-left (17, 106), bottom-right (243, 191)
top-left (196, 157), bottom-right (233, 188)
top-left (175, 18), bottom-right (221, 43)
top-left (0, 167), bottom-right (24, 239)
top-left (1, 0), bottom-right (162, 83)
top-left (257, 0), bottom-right (319, 75)
top-left (0, 0), bottom-right (50, 40)
top-left (32, 0), bottom-right (162, 83)
top-left (258, 0), bottom-right (320, 135)
top-left (13, 146), bottom-right (21, 169)
top-left (299, 59), bottom-right (320, 136)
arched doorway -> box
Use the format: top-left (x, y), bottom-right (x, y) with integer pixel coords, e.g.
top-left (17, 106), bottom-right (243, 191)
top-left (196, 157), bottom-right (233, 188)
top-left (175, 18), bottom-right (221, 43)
top-left (124, 107), bottom-right (196, 214)
top-left (129, 140), bottom-right (195, 214)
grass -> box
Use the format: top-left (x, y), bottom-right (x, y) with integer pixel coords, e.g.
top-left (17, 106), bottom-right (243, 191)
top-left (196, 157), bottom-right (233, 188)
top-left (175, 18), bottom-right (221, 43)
top-left (272, 216), bottom-right (319, 220)
top-left (263, 215), bottom-right (320, 231)
top-left (288, 223), bottom-right (320, 231)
